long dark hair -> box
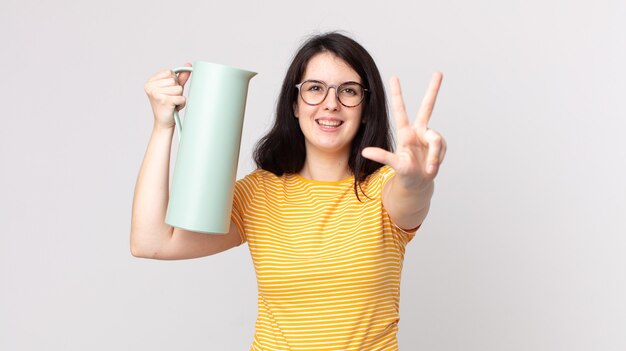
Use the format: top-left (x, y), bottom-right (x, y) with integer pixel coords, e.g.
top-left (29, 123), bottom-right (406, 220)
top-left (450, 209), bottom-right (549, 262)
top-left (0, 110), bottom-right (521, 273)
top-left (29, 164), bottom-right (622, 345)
top-left (253, 32), bottom-right (393, 200)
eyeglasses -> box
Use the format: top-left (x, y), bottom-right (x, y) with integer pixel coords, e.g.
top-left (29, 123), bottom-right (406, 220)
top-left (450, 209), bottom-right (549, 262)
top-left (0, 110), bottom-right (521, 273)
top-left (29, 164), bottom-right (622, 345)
top-left (295, 80), bottom-right (368, 107)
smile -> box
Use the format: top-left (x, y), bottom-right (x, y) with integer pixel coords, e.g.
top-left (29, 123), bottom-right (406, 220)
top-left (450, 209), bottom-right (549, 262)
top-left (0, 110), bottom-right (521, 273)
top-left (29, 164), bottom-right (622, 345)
top-left (315, 119), bottom-right (343, 128)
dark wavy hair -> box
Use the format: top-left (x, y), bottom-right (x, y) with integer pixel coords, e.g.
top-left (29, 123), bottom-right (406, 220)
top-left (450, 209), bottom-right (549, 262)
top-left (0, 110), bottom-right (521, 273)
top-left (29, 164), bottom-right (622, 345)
top-left (253, 32), bottom-right (393, 200)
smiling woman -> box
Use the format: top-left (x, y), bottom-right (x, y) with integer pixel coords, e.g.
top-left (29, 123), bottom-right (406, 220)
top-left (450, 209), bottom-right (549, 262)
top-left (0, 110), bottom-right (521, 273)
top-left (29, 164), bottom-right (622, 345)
top-left (294, 52), bottom-right (366, 173)
top-left (254, 33), bottom-right (396, 190)
top-left (131, 31), bottom-right (446, 351)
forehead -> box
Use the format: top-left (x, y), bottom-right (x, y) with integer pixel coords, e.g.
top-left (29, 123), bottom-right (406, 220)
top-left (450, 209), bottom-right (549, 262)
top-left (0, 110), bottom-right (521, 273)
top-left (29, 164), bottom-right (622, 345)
top-left (302, 52), bottom-right (361, 83)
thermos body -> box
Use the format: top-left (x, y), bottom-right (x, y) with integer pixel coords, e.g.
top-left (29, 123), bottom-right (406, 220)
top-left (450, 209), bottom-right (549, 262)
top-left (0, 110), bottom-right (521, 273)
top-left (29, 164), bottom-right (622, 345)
top-left (166, 61), bottom-right (256, 234)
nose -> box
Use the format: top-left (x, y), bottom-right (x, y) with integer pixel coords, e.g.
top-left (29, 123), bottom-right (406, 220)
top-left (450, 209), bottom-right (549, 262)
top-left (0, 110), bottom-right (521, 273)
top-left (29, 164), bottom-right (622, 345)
top-left (322, 86), bottom-right (340, 110)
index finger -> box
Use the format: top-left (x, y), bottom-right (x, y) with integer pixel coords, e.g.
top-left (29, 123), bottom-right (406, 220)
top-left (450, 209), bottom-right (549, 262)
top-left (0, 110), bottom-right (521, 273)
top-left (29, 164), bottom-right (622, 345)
top-left (177, 62), bottom-right (193, 86)
top-left (147, 69), bottom-right (177, 83)
top-left (390, 76), bottom-right (411, 129)
top-left (414, 72), bottom-right (443, 130)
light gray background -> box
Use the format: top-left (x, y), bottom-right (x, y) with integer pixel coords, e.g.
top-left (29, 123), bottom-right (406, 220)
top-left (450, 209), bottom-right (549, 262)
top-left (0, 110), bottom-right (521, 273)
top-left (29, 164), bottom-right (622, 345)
top-left (1, 0), bottom-right (624, 350)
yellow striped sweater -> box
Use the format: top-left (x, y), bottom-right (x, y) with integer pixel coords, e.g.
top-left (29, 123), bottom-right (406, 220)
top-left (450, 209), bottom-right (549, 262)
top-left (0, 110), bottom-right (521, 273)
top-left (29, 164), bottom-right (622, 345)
top-left (232, 165), bottom-right (418, 351)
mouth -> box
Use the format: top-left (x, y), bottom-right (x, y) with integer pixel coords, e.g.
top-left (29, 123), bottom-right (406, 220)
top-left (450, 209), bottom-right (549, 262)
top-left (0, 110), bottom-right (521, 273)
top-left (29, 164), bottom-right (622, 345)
top-left (315, 118), bottom-right (344, 129)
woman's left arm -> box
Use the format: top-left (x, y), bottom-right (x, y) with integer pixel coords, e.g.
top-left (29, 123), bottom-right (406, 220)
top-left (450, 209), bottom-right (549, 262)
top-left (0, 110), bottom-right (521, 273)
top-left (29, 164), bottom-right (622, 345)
top-left (362, 73), bottom-right (446, 230)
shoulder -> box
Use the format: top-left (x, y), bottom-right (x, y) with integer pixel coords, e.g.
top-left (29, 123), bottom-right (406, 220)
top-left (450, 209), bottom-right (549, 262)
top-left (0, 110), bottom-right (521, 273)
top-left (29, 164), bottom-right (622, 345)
top-left (233, 168), bottom-right (289, 211)
top-left (235, 168), bottom-right (284, 192)
top-left (368, 165), bottom-right (396, 183)
top-left (362, 165), bottom-right (396, 195)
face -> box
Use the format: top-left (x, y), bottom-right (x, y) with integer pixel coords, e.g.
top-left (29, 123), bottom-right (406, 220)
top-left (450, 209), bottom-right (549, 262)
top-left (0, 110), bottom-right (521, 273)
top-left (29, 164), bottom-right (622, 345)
top-left (294, 52), bottom-right (364, 158)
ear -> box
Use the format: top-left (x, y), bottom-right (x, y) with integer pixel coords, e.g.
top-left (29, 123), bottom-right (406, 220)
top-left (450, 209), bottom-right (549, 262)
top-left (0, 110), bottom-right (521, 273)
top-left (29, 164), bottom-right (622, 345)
top-left (293, 102), bottom-right (298, 118)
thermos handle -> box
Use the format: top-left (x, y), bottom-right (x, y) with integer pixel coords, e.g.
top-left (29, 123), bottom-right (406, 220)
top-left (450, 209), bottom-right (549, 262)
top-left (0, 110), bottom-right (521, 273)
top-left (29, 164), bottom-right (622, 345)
top-left (171, 66), bottom-right (194, 141)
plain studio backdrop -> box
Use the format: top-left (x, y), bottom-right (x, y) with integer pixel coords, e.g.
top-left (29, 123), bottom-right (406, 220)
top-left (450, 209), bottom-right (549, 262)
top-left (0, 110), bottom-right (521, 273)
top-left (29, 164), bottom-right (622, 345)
top-left (1, 0), bottom-right (624, 350)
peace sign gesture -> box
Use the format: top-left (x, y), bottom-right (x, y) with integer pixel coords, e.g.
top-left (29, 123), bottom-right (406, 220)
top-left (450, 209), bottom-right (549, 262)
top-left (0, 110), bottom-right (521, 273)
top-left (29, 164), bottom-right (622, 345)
top-left (362, 73), bottom-right (446, 189)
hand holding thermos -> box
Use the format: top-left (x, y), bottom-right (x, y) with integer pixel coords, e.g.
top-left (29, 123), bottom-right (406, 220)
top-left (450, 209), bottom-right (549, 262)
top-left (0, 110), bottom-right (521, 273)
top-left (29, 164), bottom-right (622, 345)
top-left (143, 61), bottom-right (256, 234)
top-left (143, 63), bottom-right (192, 129)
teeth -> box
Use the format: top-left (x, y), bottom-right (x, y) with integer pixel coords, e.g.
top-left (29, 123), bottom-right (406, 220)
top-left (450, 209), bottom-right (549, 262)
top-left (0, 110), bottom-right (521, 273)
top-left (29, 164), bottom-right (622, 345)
top-left (317, 120), bottom-right (342, 127)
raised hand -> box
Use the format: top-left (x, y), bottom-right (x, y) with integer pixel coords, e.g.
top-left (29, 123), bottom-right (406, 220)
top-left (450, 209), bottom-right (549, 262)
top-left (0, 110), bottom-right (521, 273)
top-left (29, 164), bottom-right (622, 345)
top-left (362, 73), bottom-right (446, 189)
top-left (144, 63), bottom-right (192, 129)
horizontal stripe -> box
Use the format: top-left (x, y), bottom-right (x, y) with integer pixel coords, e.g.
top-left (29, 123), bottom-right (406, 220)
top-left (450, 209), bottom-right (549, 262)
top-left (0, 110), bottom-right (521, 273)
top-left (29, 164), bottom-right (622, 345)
top-left (232, 166), bottom-right (416, 351)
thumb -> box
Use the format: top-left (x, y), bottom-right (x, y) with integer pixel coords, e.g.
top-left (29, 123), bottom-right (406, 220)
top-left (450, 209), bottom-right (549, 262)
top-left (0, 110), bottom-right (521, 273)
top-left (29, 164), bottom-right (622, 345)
top-left (177, 62), bottom-right (193, 86)
top-left (361, 147), bottom-right (398, 168)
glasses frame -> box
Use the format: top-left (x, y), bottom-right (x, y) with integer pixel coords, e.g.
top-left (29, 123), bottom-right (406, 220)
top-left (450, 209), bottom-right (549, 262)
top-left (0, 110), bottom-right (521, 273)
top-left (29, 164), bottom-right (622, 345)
top-left (295, 79), bottom-right (369, 108)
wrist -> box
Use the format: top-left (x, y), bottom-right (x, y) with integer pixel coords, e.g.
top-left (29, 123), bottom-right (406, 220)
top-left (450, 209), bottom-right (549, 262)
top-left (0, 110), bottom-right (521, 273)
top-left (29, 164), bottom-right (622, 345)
top-left (153, 123), bottom-right (175, 134)
top-left (396, 173), bottom-right (434, 193)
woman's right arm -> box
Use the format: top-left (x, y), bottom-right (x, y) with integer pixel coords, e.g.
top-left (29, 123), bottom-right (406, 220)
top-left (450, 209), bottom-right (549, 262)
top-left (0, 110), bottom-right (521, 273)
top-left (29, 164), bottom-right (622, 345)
top-left (130, 65), bottom-right (242, 260)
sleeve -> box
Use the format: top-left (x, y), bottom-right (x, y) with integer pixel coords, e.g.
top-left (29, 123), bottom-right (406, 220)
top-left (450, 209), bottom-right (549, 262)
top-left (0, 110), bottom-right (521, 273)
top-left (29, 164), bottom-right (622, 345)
top-left (377, 166), bottom-right (419, 245)
top-left (231, 170), bottom-right (261, 245)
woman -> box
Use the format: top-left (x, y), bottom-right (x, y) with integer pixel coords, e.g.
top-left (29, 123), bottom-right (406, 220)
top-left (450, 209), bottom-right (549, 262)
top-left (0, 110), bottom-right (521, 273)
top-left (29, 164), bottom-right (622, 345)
top-left (131, 32), bottom-right (446, 351)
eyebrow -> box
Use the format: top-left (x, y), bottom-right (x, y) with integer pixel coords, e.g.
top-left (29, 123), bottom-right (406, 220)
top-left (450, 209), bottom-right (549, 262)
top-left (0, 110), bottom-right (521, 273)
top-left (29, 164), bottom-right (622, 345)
top-left (303, 79), bottom-right (363, 85)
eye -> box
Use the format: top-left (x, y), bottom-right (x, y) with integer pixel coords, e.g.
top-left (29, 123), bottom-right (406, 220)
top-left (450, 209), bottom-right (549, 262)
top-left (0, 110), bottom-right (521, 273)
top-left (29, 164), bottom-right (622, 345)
top-left (340, 87), bottom-right (357, 96)
top-left (339, 83), bottom-right (362, 96)
top-left (307, 83), bottom-right (324, 92)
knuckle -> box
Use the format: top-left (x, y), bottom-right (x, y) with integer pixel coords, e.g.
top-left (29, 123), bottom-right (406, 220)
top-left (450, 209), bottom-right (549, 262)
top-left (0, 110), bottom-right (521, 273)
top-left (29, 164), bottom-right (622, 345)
top-left (146, 88), bottom-right (158, 98)
top-left (432, 139), bottom-right (443, 150)
top-left (427, 130), bottom-right (442, 142)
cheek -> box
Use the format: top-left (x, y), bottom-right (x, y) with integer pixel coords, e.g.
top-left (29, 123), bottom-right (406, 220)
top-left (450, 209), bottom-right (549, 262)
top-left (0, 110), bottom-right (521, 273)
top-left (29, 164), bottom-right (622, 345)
top-left (295, 103), bottom-right (318, 119)
top-left (353, 108), bottom-right (364, 124)
top-left (294, 100), bottom-right (308, 118)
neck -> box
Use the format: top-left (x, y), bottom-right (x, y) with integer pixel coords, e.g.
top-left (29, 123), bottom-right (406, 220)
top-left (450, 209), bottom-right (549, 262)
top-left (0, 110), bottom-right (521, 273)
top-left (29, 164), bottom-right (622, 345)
top-left (299, 151), bottom-right (352, 182)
